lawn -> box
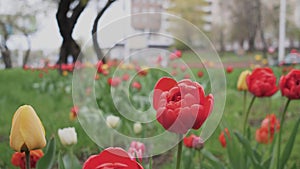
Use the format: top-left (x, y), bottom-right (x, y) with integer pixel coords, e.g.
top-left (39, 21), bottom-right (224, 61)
top-left (0, 55), bottom-right (299, 168)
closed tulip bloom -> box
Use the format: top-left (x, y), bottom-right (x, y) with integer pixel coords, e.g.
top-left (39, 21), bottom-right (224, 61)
top-left (237, 70), bottom-right (251, 91)
top-left (58, 127), bottom-right (77, 146)
top-left (279, 69), bottom-right (300, 99)
top-left (10, 105), bottom-right (46, 152)
top-left (261, 114), bottom-right (280, 135)
top-left (219, 128), bottom-right (230, 148)
top-left (255, 127), bottom-right (273, 144)
top-left (133, 122), bottom-right (142, 134)
top-left (246, 67), bottom-right (278, 97)
top-left (106, 115), bottom-right (120, 129)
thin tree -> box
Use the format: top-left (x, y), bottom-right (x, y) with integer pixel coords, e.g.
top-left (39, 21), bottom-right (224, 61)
top-left (92, 0), bottom-right (116, 63)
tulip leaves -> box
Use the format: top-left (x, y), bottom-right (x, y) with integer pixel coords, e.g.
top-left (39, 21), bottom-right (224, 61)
top-left (36, 137), bottom-right (56, 169)
top-left (278, 117), bottom-right (300, 169)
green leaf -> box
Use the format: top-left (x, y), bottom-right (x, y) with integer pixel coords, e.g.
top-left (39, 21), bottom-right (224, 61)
top-left (262, 156), bottom-right (272, 169)
top-left (234, 132), bottom-right (263, 169)
top-left (279, 117), bottom-right (300, 169)
top-left (201, 149), bottom-right (225, 169)
top-left (36, 137), bottom-right (56, 169)
top-left (63, 152), bottom-right (82, 169)
top-left (58, 152), bottom-right (66, 169)
top-left (226, 130), bottom-right (245, 169)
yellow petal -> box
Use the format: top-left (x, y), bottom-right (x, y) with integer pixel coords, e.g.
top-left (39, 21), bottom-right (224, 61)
top-left (20, 105), bottom-right (46, 151)
top-left (237, 70), bottom-right (251, 91)
top-left (10, 106), bottom-right (25, 152)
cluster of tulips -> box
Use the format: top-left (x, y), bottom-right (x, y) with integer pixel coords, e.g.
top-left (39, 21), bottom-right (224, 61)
top-left (9, 52), bottom-right (300, 169)
top-left (218, 67), bottom-right (300, 169)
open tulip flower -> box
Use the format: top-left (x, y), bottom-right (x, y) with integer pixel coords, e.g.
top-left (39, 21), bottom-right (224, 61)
top-left (83, 147), bottom-right (144, 169)
top-left (10, 105), bottom-right (46, 152)
top-left (279, 69), bottom-right (300, 99)
top-left (246, 67), bottom-right (278, 97)
top-left (153, 77), bottom-right (214, 134)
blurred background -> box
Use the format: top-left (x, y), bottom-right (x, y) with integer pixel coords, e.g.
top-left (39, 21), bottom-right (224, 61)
top-left (0, 0), bottom-right (299, 68)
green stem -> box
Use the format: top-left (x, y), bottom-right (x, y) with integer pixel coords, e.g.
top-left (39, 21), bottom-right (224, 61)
top-left (243, 91), bottom-right (247, 115)
top-left (199, 150), bottom-right (202, 169)
top-left (69, 146), bottom-right (74, 169)
top-left (176, 135), bottom-right (183, 169)
top-left (277, 99), bottom-right (291, 169)
top-left (25, 150), bottom-right (30, 169)
top-left (243, 96), bottom-right (256, 136)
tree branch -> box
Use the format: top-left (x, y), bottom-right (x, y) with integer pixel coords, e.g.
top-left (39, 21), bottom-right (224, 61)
top-left (92, 0), bottom-right (116, 61)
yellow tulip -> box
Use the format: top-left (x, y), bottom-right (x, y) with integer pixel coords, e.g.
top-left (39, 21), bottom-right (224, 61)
top-left (10, 105), bottom-right (46, 152)
top-left (237, 70), bottom-right (251, 91)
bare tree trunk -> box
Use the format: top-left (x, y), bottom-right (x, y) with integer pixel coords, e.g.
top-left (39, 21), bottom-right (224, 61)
top-left (0, 21), bottom-right (12, 68)
top-left (23, 33), bottom-right (31, 67)
top-left (220, 30), bottom-right (225, 53)
top-left (92, 0), bottom-right (116, 63)
top-left (1, 46), bottom-right (12, 68)
top-left (56, 0), bottom-right (87, 65)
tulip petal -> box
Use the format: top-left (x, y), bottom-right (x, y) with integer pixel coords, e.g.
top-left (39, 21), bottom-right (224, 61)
top-left (10, 107), bottom-right (25, 152)
top-left (153, 77), bottom-right (177, 110)
top-left (19, 105), bottom-right (46, 151)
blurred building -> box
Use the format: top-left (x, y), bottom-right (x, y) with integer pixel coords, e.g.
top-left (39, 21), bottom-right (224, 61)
top-left (106, 0), bottom-right (173, 60)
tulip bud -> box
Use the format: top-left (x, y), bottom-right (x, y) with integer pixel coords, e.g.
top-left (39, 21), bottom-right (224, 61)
top-left (133, 122), bottom-right (142, 134)
top-left (237, 70), bottom-right (251, 91)
top-left (58, 127), bottom-right (77, 146)
top-left (10, 105), bottom-right (46, 152)
top-left (106, 115), bottom-right (120, 129)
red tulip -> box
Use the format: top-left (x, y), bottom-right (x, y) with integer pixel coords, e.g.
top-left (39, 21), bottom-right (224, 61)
top-left (11, 149), bottom-right (44, 169)
top-left (153, 77), bottom-right (214, 134)
top-left (261, 114), bottom-right (280, 135)
top-left (279, 69), bottom-right (300, 99)
top-left (197, 71), bottom-right (204, 78)
top-left (83, 147), bottom-right (144, 169)
top-left (219, 128), bottom-right (230, 148)
top-left (108, 77), bottom-right (121, 87)
top-left (175, 50), bottom-right (182, 58)
top-left (255, 126), bottom-right (274, 144)
top-left (246, 67), bottom-right (278, 97)
top-left (226, 66), bottom-right (233, 73)
top-left (132, 82), bottom-right (142, 90)
top-left (183, 134), bottom-right (204, 149)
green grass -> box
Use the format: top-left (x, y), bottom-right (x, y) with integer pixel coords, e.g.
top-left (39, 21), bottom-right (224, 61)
top-left (0, 62), bottom-right (300, 168)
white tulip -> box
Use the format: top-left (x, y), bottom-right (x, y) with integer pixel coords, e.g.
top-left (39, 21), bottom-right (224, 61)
top-left (58, 127), bottom-right (77, 146)
top-left (133, 122), bottom-right (142, 134)
top-left (106, 115), bottom-right (120, 129)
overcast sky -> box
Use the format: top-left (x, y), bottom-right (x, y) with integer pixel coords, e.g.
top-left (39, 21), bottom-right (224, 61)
top-left (1, 0), bottom-right (128, 51)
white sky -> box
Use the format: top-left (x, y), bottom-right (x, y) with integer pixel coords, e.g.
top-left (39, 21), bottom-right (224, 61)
top-left (1, 0), bottom-right (127, 51)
